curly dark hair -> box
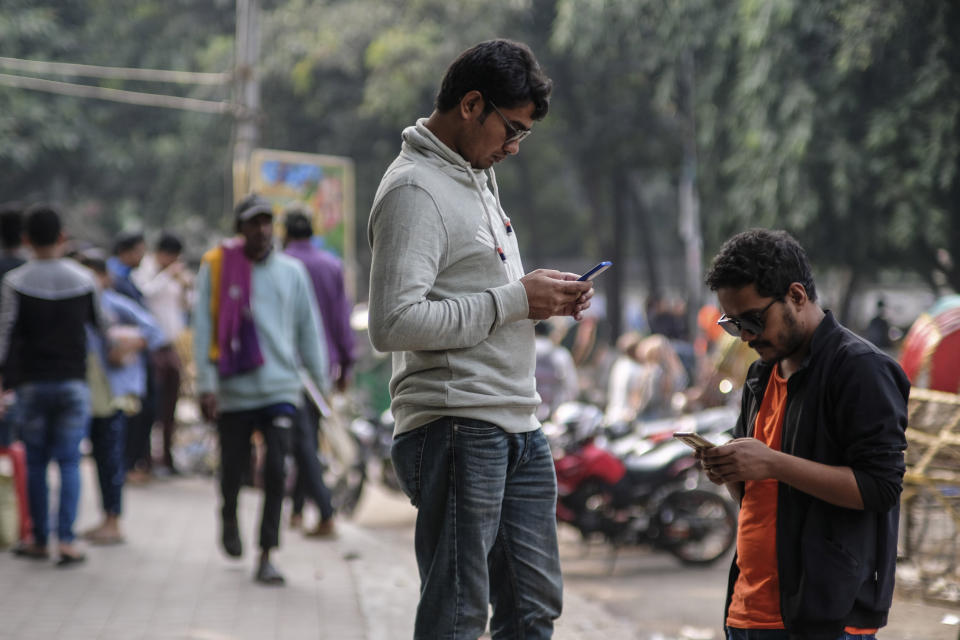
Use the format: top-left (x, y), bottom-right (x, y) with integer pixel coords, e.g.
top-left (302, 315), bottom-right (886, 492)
top-left (705, 229), bottom-right (817, 302)
top-left (435, 39), bottom-right (552, 120)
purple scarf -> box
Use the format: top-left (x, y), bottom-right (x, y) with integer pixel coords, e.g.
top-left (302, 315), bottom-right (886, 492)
top-left (216, 239), bottom-right (264, 377)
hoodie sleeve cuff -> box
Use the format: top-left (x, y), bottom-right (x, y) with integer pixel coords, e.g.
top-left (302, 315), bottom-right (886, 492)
top-left (487, 280), bottom-right (529, 326)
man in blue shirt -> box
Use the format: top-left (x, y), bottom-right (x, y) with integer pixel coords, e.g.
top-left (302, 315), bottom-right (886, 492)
top-left (80, 252), bottom-right (166, 545)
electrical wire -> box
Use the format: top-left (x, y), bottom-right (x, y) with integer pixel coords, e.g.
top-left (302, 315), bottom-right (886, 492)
top-left (0, 72), bottom-right (235, 115)
top-left (0, 56), bottom-right (230, 85)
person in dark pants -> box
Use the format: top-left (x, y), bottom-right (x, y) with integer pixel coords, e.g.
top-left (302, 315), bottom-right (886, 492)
top-left (0, 205), bottom-right (103, 565)
top-left (0, 202), bottom-right (26, 447)
top-left (80, 252), bottom-right (166, 545)
top-left (192, 194), bottom-right (329, 585)
top-left (283, 210), bottom-right (356, 537)
top-left (133, 233), bottom-right (190, 474)
top-left (699, 229), bottom-right (909, 640)
top-left (288, 394), bottom-right (335, 536)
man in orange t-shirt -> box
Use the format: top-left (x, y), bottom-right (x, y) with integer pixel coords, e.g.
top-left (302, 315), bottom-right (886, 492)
top-left (700, 229), bottom-right (909, 640)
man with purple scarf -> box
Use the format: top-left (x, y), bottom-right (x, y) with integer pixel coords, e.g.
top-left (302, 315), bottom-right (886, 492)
top-left (193, 194), bottom-right (330, 585)
top-left (282, 209), bottom-right (356, 537)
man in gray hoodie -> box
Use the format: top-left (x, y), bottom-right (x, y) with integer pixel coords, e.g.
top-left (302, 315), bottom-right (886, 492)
top-left (368, 39), bottom-right (593, 639)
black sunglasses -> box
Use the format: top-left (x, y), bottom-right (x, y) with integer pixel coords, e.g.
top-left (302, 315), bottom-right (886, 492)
top-left (487, 99), bottom-right (532, 144)
top-left (717, 298), bottom-right (781, 337)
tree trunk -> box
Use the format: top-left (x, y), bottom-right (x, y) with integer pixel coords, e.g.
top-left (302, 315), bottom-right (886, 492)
top-left (628, 172), bottom-right (661, 299)
top-left (677, 49), bottom-right (702, 341)
top-left (838, 268), bottom-right (861, 327)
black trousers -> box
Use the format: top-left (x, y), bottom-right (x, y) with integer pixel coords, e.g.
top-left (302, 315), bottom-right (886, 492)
top-left (217, 405), bottom-right (293, 551)
top-left (291, 394), bottom-right (334, 521)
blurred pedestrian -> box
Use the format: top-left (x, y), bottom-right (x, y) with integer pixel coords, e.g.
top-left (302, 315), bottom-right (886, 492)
top-left (80, 252), bottom-right (166, 545)
top-left (634, 334), bottom-right (688, 419)
top-left (0, 202), bottom-right (27, 278)
top-left (700, 229), bottom-right (909, 639)
top-left (133, 233), bottom-right (191, 474)
top-left (864, 298), bottom-right (893, 349)
top-left (603, 331), bottom-right (656, 425)
top-left (108, 231), bottom-right (160, 480)
top-left (0, 203), bottom-right (26, 447)
top-left (367, 39), bottom-right (592, 638)
top-left (0, 205), bottom-right (103, 565)
top-left (534, 320), bottom-right (579, 421)
top-left (283, 209), bottom-right (355, 537)
top-left (108, 231), bottom-right (146, 306)
top-left (193, 194), bottom-right (330, 585)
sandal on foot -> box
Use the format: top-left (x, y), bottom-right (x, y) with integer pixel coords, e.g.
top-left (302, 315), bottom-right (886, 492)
top-left (56, 552), bottom-right (87, 567)
top-left (12, 543), bottom-right (49, 560)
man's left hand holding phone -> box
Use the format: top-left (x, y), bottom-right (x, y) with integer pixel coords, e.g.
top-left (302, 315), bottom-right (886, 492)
top-left (520, 261), bottom-right (611, 321)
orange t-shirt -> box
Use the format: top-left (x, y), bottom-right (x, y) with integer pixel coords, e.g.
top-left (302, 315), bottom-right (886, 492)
top-left (726, 365), bottom-right (878, 634)
top-left (726, 364), bottom-right (787, 629)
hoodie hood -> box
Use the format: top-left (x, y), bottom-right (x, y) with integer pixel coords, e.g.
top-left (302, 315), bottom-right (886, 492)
top-left (400, 119), bottom-right (524, 281)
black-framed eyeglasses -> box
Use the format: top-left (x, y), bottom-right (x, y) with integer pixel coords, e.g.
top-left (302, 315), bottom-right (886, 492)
top-left (487, 98), bottom-right (532, 145)
top-left (717, 298), bottom-right (781, 337)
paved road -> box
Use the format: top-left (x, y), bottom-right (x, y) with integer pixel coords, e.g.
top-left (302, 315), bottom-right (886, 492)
top-left (1, 461), bottom-right (958, 639)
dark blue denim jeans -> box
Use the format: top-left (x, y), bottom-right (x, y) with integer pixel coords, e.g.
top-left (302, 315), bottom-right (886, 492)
top-left (727, 627), bottom-right (877, 640)
top-left (291, 394), bottom-right (334, 521)
top-left (18, 380), bottom-right (91, 545)
top-left (90, 410), bottom-right (128, 515)
top-left (392, 417), bottom-right (563, 640)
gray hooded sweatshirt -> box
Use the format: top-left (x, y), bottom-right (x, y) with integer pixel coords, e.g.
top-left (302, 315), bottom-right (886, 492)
top-left (367, 119), bottom-right (540, 436)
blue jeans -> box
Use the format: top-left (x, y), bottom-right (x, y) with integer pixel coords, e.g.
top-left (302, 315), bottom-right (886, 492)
top-left (392, 417), bottom-right (563, 640)
top-left (726, 627), bottom-right (877, 640)
top-left (90, 410), bottom-right (128, 515)
top-left (17, 380), bottom-right (91, 545)
top-left (291, 394), bottom-right (334, 521)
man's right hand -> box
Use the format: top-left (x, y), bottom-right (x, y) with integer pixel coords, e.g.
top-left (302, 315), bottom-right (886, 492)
top-left (521, 269), bottom-right (594, 320)
top-left (199, 392), bottom-right (219, 423)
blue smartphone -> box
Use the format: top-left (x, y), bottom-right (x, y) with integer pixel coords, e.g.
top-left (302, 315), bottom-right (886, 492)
top-left (578, 261), bottom-right (612, 281)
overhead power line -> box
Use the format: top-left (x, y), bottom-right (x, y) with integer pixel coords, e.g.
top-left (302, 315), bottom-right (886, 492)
top-left (0, 56), bottom-right (231, 85)
top-left (0, 72), bottom-right (235, 115)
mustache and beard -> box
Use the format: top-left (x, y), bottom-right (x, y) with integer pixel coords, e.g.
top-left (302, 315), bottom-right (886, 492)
top-left (750, 304), bottom-right (806, 364)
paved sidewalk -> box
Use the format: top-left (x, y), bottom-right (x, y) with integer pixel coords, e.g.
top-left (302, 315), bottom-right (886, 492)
top-left (0, 461), bottom-right (638, 640)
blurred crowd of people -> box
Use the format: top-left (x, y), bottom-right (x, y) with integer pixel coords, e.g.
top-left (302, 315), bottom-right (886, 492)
top-left (0, 198), bottom-right (355, 585)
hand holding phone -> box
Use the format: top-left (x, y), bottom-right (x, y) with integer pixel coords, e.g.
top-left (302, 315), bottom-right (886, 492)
top-left (673, 431), bottom-right (716, 451)
top-left (578, 261), bottom-right (612, 281)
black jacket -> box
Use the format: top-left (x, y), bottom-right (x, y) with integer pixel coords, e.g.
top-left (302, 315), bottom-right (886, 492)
top-left (724, 312), bottom-right (910, 639)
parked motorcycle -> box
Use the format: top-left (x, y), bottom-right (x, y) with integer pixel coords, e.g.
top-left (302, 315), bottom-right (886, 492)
top-left (547, 402), bottom-right (738, 566)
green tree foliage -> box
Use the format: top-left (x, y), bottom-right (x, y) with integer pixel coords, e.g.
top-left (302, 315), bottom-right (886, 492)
top-left (1, 0), bottom-right (956, 320)
top-left (0, 0), bottom-right (235, 243)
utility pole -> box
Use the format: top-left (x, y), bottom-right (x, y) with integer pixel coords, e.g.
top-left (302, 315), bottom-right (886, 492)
top-left (233, 0), bottom-right (261, 204)
top-left (677, 49), bottom-right (702, 340)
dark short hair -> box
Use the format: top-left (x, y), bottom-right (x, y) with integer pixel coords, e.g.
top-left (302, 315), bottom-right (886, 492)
top-left (156, 233), bottom-right (183, 255)
top-left (77, 248), bottom-right (108, 274)
top-left (0, 202), bottom-right (23, 249)
top-left (705, 229), bottom-right (818, 302)
top-left (24, 204), bottom-right (62, 248)
top-left (284, 209), bottom-right (313, 240)
top-left (113, 230), bottom-right (145, 255)
top-left (435, 39), bottom-right (552, 120)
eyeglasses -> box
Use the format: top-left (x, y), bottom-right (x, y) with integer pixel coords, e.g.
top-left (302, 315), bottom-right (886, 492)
top-left (717, 298), bottom-right (781, 337)
top-left (487, 99), bottom-right (532, 145)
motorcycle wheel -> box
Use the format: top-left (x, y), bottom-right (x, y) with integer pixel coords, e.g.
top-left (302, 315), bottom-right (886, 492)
top-left (327, 461), bottom-right (366, 517)
top-left (657, 489), bottom-right (737, 566)
top-left (566, 479), bottom-right (616, 539)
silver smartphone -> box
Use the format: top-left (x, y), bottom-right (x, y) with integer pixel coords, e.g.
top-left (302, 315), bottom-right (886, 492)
top-left (672, 431), bottom-right (716, 451)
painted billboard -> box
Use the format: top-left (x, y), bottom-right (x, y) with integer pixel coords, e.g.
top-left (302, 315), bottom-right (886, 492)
top-left (249, 148), bottom-right (356, 294)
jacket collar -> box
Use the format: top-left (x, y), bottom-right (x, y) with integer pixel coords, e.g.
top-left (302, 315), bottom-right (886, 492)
top-left (744, 308), bottom-right (837, 398)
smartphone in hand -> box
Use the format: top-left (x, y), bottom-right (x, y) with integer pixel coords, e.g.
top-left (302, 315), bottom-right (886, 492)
top-left (578, 261), bottom-right (612, 281)
top-left (673, 431), bottom-right (716, 451)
